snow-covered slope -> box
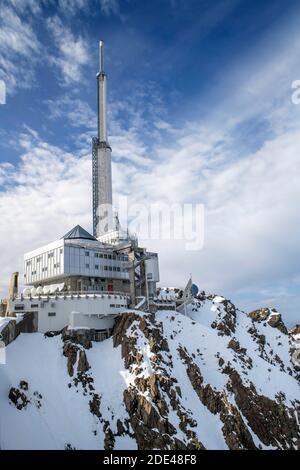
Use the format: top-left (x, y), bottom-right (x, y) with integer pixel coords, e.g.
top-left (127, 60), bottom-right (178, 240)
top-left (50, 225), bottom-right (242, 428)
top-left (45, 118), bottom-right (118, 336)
top-left (0, 294), bottom-right (299, 450)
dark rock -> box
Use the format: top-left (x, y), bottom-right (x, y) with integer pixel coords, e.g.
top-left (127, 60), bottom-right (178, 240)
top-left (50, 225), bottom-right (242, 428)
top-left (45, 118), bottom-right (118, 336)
top-left (104, 428), bottom-right (115, 450)
top-left (89, 394), bottom-right (101, 418)
top-left (19, 380), bottom-right (28, 391)
top-left (77, 350), bottom-right (90, 374)
top-left (9, 387), bottom-right (29, 410)
top-left (63, 341), bottom-right (78, 377)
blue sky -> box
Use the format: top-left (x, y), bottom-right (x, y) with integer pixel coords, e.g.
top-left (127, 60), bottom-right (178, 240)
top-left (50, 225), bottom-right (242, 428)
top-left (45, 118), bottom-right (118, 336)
top-left (1, 0), bottom-right (300, 326)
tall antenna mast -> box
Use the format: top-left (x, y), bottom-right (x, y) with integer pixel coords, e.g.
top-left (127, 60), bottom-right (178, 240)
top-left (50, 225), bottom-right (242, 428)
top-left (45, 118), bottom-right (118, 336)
top-left (99, 40), bottom-right (104, 72)
top-left (93, 40), bottom-right (113, 238)
top-left (97, 40), bottom-right (107, 142)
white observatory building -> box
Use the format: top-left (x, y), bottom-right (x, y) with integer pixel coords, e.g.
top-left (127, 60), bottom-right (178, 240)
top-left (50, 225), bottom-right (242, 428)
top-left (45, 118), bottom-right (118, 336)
top-left (6, 41), bottom-right (160, 334)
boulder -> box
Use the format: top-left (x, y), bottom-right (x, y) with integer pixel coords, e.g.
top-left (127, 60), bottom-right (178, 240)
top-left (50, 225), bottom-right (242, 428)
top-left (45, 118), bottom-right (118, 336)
top-left (8, 387), bottom-right (29, 410)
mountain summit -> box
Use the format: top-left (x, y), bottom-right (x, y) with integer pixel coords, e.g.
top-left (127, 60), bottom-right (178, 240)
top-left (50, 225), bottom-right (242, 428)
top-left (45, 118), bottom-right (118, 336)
top-left (0, 293), bottom-right (299, 450)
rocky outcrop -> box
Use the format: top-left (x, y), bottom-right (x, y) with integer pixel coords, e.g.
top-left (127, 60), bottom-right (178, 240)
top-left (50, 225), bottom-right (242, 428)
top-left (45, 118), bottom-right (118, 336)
top-left (62, 327), bottom-right (92, 349)
top-left (248, 308), bottom-right (288, 334)
top-left (227, 369), bottom-right (300, 449)
top-left (178, 346), bottom-right (256, 450)
top-left (248, 308), bottom-right (271, 322)
top-left (8, 387), bottom-right (29, 410)
top-left (113, 313), bottom-right (204, 450)
top-left (0, 312), bottom-right (37, 346)
top-left (77, 350), bottom-right (90, 374)
top-left (290, 325), bottom-right (300, 336)
top-left (63, 341), bottom-right (79, 377)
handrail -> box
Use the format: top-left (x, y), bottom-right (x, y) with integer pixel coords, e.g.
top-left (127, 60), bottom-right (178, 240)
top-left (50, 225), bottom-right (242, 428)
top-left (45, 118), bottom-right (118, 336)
top-left (12, 291), bottom-right (131, 301)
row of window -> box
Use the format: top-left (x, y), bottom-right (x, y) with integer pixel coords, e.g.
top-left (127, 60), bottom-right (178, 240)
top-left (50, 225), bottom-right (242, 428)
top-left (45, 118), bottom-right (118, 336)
top-left (31, 263), bottom-right (61, 275)
top-left (26, 249), bottom-right (63, 266)
top-left (26, 252), bottom-right (128, 267)
top-left (88, 265), bottom-right (125, 272)
top-left (86, 252), bottom-right (128, 261)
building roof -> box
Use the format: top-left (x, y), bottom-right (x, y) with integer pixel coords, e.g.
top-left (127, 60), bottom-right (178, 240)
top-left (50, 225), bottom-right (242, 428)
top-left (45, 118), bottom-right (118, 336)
top-left (62, 225), bottom-right (97, 241)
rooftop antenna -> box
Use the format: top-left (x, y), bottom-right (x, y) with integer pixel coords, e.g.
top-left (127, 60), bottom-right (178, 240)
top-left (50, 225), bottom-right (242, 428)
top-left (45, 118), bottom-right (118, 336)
top-left (99, 40), bottom-right (104, 73)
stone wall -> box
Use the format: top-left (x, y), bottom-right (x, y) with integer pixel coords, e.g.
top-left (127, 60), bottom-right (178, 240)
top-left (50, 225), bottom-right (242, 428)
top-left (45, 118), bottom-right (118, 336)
top-left (0, 312), bottom-right (38, 346)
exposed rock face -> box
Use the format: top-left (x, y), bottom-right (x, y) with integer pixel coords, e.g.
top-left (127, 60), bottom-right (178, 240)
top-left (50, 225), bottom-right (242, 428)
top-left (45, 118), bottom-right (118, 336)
top-left (1, 293), bottom-right (299, 450)
top-left (227, 369), bottom-right (300, 449)
top-left (63, 341), bottom-right (79, 377)
top-left (77, 350), bottom-right (90, 374)
top-left (0, 312), bottom-right (37, 346)
top-left (178, 346), bottom-right (256, 450)
top-left (113, 313), bottom-right (202, 450)
top-left (290, 325), bottom-right (300, 336)
top-left (8, 387), bottom-right (29, 410)
top-left (248, 308), bottom-right (288, 334)
top-left (62, 327), bottom-right (92, 349)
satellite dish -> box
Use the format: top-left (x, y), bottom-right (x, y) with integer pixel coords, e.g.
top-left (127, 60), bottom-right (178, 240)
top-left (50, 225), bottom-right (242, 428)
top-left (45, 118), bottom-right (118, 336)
top-left (191, 284), bottom-right (199, 296)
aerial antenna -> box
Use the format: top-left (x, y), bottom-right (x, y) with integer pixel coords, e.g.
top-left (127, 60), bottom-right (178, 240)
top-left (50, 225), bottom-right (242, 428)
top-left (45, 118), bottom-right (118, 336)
top-left (99, 40), bottom-right (104, 73)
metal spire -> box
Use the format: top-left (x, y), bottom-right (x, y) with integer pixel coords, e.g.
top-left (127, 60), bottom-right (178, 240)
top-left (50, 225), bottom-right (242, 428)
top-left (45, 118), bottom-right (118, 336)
top-left (97, 40), bottom-right (107, 142)
top-left (99, 40), bottom-right (104, 73)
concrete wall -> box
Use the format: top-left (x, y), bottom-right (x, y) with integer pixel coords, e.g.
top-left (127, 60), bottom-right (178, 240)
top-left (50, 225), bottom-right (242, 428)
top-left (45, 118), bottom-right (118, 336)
top-left (8, 294), bottom-right (129, 333)
top-left (69, 312), bottom-right (115, 330)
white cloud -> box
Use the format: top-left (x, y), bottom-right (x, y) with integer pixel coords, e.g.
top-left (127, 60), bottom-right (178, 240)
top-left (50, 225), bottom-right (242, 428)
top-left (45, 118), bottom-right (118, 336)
top-left (45, 95), bottom-right (97, 128)
top-left (1, 117), bottom-right (300, 328)
top-left (100, 0), bottom-right (120, 17)
top-left (0, 4), bottom-right (41, 92)
top-left (47, 16), bottom-right (89, 84)
top-left (0, 128), bottom-right (91, 298)
top-left (8, 0), bottom-right (43, 15)
top-left (57, 0), bottom-right (89, 16)
top-left (55, 0), bottom-right (121, 17)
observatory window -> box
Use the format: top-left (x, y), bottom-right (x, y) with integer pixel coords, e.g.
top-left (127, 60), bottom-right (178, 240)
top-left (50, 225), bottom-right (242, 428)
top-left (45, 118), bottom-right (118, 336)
top-left (14, 304), bottom-right (24, 311)
top-left (48, 312), bottom-right (56, 317)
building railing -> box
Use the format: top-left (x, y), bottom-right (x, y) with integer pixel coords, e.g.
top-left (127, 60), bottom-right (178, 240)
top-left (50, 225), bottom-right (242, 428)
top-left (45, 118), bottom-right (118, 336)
top-left (12, 291), bottom-right (131, 301)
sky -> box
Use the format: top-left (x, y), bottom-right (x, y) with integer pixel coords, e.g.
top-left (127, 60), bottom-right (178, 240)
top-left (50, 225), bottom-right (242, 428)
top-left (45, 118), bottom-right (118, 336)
top-left (0, 0), bottom-right (300, 326)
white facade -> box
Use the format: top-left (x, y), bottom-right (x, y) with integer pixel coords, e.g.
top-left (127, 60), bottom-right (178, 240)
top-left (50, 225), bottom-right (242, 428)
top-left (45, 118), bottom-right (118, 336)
top-left (8, 293), bottom-right (129, 333)
top-left (24, 238), bottom-right (129, 286)
top-left (145, 254), bottom-right (160, 283)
